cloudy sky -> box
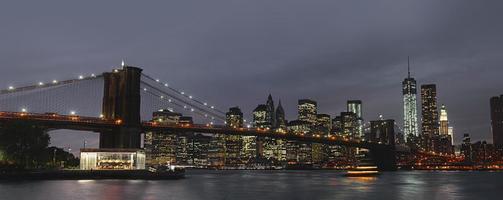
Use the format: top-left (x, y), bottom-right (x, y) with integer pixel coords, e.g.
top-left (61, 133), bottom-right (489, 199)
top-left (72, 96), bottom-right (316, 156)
top-left (1, 0), bottom-right (502, 151)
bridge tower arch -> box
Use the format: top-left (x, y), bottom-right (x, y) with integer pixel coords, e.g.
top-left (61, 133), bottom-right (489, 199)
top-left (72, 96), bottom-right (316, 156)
top-left (100, 65), bottom-right (143, 148)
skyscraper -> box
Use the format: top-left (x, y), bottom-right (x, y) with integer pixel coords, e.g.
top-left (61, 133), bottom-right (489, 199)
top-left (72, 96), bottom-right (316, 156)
top-left (490, 95), bottom-right (503, 147)
top-left (421, 84), bottom-right (439, 136)
top-left (316, 114), bottom-right (332, 135)
top-left (226, 107), bottom-right (244, 128)
top-left (276, 100), bottom-right (287, 130)
top-left (144, 109), bottom-right (183, 166)
top-left (253, 104), bottom-right (270, 128)
top-left (266, 94), bottom-right (276, 128)
top-left (439, 104), bottom-right (453, 146)
top-left (439, 104), bottom-right (449, 135)
top-left (298, 99), bottom-right (317, 125)
top-left (225, 107), bottom-right (244, 167)
top-left (347, 100), bottom-right (363, 138)
top-left (402, 58), bottom-right (419, 140)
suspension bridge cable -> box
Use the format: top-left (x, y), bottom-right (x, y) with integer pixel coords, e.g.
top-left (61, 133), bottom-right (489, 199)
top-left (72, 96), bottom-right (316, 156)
top-left (142, 89), bottom-right (223, 123)
top-left (0, 74), bottom-right (104, 95)
top-left (140, 80), bottom-right (225, 120)
top-left (140, 73), bottom-right (226, 115)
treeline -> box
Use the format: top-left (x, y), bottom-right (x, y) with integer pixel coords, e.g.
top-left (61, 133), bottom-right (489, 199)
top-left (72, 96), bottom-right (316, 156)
top-left (0, 121), bottom-right (79, 170)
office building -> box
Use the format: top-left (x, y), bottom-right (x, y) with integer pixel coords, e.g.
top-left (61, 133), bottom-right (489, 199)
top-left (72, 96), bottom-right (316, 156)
top-left (403, 59), bottom-right (419, 140)
top-left (347, 100), bottom-right (363, 138)
top-left (490, 95), bottom-right (503, 147)
top-left (298, 99), bottom-right (317, 125)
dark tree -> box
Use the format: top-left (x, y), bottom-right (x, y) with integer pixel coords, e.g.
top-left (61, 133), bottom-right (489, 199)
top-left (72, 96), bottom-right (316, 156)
top-left (0, 121), bottom-right (50, 169)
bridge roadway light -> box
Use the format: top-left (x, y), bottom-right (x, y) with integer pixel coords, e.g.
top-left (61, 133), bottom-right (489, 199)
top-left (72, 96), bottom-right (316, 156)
top-left (21, 108), bottom-right (27, 112)
top-left (78, 75), bottom-right (84, 80)
top-left (38, 82), bottom-right (44, 86)
top-left (8, 86), bottom-right (14, 90)
top-left (52, 80), bottom-right (58, 84)
top-left (70, 111), bottom-right (76, 115)
top-left (164, 83), bottom-right (169, 87)
top-left (91, 74), bottom-right (96, 78)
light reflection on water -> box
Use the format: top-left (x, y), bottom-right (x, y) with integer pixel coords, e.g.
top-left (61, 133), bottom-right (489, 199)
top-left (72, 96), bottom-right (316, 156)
top-left (0, 170), bottom-right (502, 200)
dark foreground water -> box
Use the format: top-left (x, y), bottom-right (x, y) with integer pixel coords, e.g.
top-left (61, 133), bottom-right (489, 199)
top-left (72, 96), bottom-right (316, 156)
top-left (1, 170), bottom-right (502, 200)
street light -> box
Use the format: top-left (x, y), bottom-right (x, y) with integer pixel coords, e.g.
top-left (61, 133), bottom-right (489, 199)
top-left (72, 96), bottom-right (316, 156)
top-left (70, 111), bottom-right (76, 115)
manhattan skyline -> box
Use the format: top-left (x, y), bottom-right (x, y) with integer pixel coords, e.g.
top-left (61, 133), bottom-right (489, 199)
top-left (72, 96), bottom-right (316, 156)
top-left (1, 0), bottom-right (502, 148)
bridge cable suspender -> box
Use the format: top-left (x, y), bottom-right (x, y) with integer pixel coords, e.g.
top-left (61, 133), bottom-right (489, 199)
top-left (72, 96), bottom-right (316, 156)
top-left (140, 81), bottom-right (225, 122)
top-left (140, 73), bottom-right (226, 115)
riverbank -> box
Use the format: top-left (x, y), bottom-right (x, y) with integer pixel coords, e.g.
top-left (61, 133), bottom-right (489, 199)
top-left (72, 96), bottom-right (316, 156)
top-left (0, 169), bottom-right (185, 180)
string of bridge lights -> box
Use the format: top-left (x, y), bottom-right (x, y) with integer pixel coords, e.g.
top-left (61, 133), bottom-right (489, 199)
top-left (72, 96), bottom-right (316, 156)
top-left (1, 73), bottom-right (103, 117)
top-left (2, 73), bottom-right (101, 95)
top-left (140, 73), bottom-right (226, 114)
top-left (140, 80), bottom-right (224, 119)
top-left (143, 89), bottom-right (218, 125)
top-left (140, 73), bottom-right (253, 126)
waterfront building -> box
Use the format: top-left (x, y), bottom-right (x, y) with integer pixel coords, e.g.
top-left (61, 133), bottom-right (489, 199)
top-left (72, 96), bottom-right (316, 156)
top-left (225, 107), bottom-right (244, 167)
top-left (421, 84), bottom-right (439, 151)
top-left (490, 95), bottom-right (503, 147)
top-left (187, 134), bottom-right (211, 167)
top-left (347, 100), bottom-right (363, 138)
top-left (241, 136), bottom-right (257, 165)
top-left (403, 59), bottom-right (419, 141)
top-left (287, 120), bottom-right (311, 165)
top-left (208, 134), bottom-right (226, 168)
top-left (298, 99), bottom-right (317, 126)
top-left (80, 148), bottom-right (145, 170)
top-left (144, 109), bottom-right (182, 166)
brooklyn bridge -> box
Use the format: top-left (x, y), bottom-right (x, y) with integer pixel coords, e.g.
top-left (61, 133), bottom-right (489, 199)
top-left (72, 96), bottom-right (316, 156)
top-left (0, 63), bottom-right (438, 171)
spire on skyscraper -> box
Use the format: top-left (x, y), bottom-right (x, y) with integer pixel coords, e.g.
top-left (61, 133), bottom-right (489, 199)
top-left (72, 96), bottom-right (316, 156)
top-left (407, 56), bottom-right (411, 78)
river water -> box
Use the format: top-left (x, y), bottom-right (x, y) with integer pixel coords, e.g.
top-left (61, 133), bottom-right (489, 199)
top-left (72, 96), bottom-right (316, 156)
top-left (0, 170), bottom-right (502, 200)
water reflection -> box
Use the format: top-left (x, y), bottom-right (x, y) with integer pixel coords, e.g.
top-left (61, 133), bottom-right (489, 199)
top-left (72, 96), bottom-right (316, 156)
top-left (0, 171), bottom-right (502, 200)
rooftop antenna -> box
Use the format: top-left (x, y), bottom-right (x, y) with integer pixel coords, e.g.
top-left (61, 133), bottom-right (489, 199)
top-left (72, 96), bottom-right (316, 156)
top-left (407, 56), bottom-right (410, 78)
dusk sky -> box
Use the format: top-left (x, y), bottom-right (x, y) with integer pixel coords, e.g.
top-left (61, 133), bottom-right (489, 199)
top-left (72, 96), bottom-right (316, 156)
top-left (1, 0), bottom-right (502, 152)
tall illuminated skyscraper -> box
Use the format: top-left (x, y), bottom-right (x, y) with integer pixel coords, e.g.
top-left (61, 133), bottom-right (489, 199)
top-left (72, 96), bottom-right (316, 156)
top-left (421, 84), bottom-right (439, 136)
top-left (439, 104), bottom-right (449, 135)
top-left (402, 58), bottom-right (419, 139)
top-left (347, 100), bottom-right (363, 138)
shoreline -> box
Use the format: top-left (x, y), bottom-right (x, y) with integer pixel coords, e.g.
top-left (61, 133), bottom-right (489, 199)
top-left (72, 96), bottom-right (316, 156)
top-left (0, 169), bottom-right (185, 181)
